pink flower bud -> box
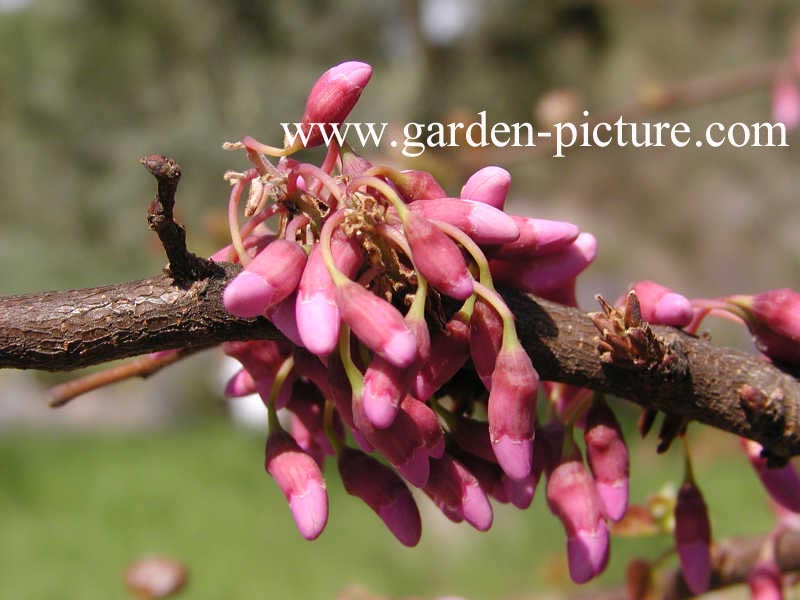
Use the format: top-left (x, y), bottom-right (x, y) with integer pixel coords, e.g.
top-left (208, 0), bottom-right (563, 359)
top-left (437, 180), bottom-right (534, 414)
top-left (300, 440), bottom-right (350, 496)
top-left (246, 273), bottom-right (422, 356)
top-left (264, 292), bottom-right (304, 347)
top-left (414, 312), bottom-right (471, 400)
top-left (452, 449), bottom-right (509, 504)
top-left (546, 446), bottom-right (610, 584)
top-left (629, 280), bottom-right (693, 328)
top-left (470, 298), bottom-right (503, 390)
top-left (403, 211), bottom-right (473, 300)
top-left (584, 399), bottom-right (629, 521)
top-left (490, 232), bottom-right (597, 296)
top-left (286, 380), bottom-right (335, 458)
top-left (401, 395), bottom-right (445, 459)
top-left (486, 217), bottom-right (580, 259)
top-left (773, 76), bottom-right (800, 131)
top-left (352, 394), bottom-right (430, 487)
top-left (460, 166), bottom-right (511, 209)
top-left (296, 232), bottom-right (364, 356)
top-left (223, 240), bottom-right (307, 318)
top-left (503, 471), bottom-right (539, 509)
top-left (410, 198), bottom-right (519, 245)
top-left (674, 481), bottom-right (712, 595)
top-left (730, 289), bottom-right (800, 365)
top-left (224, 368), bottom-right (256, 398)
top-left (394, 170), bottom-right (447, 202)
top-left (424, 455), bottom-right (493, 531)
top-left (223, 340), bottom-right (290, 383)
top-left (488, 345), bottom-right (539, 480)
top-left (741, 439), bottom-right (800, 513)
top-left (363, 355), bottom-right (413, 429)
top-left (335, 281), bottom-right (417, 368)
top-left (748, 558), bottom-right (783, 600)
top-left (264, 430), bottom-right (328, 540)
top-left (338, 447), bottom-right (422, 546)
top-left (289, 61), bottom-right (373, 149)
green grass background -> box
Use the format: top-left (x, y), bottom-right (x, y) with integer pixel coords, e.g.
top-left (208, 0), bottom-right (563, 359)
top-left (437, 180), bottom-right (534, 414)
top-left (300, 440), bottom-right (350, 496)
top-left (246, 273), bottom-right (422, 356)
top-left (0, 412), bottom-right (776, 599)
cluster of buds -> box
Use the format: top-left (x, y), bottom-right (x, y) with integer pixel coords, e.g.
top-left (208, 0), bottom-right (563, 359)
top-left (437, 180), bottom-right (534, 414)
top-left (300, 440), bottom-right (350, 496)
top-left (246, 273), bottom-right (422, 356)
top-left (210, 60), bottom-right (635, 583)
top-left (212, 60), bottom-right (800, 590)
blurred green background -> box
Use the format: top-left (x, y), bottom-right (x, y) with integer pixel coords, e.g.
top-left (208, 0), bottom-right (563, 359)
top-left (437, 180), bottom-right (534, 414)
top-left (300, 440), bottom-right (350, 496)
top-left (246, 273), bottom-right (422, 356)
top-left (1, 0), bottom-right (799, 598)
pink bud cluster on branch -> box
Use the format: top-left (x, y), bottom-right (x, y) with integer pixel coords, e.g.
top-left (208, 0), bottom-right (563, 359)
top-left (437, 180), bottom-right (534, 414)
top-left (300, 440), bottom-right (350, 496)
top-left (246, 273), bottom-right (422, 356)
top-left (206, 61), bottom-right (800, 588)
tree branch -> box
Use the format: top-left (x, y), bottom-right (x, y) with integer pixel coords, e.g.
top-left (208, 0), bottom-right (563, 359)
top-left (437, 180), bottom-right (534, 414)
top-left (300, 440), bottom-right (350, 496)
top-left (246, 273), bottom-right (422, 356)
top-left (1, 270), bottom-right (799, 460)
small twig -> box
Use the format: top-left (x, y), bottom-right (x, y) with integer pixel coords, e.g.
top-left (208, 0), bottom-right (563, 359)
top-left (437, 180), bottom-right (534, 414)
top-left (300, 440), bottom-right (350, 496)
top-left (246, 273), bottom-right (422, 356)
top-left (140, 154), bottom-right (222, 283)
top-left (48, 349), bottom-right (197, 408)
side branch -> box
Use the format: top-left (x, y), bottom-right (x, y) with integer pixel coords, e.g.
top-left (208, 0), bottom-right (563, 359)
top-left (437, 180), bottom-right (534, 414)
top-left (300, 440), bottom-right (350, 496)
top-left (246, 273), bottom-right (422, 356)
top-left (1, 275), bottom-right (799, 458)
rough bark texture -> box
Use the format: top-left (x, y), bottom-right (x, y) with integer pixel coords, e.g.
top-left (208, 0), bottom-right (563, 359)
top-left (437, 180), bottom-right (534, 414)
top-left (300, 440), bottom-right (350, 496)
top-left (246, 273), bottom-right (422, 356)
top-left (1, 268), bottom-right (799, 461)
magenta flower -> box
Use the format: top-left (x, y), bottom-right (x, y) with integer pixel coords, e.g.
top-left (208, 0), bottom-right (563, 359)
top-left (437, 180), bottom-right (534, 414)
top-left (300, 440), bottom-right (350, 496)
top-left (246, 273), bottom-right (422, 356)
top-left (410, 198), bottom-right (520, 245)
top-left (486, 217), bottom-right (579, 259)
top-left (674, 481), bottom-right (712, 595)
top-left (394, 169), bottom-right (447, 202)
top-left (403, 210), bottom-right (473, 300)
top-left (490, 232), bottom-right (597, 296)
top-left (488, 344), bottom-right (539, 480)
top-left (338, 447), bottom-right (422, 547)
top-left (546, 445), bottom-right (609, 584)
top-left (469, 298), bottom-right (504, 389)
top-left (741, 438), bottom-right (800, 513)
top-left (460, 166), bottom-right (511, 209)
top-left (264, 430), bottom-right (328, 540)
top-left (401, 395), bottom-right (445, 459)
top-left (224, 368), bottom-right (256, 398)
top-left (334, 280), bottom-right (417, 368)
top-left (728, 288), bottom-right (800, 365)
top-left (287, 60), bottom-right (373, 150)
top-left (414, 311), bottom-right (471, 401)
top-left (424, 454), bottom-right (494, 531)
top-left (362, 355), bottom-right (413, 429)
top-left (584, 399), bottom-right (629, 521)
top-left (223, 239), bottom-right (307, 318)
top-left (629, 280), bottom-right (693, 328)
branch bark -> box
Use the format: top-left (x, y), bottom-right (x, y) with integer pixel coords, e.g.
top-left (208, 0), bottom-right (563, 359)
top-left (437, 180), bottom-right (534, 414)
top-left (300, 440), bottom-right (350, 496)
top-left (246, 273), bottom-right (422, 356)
top-left (1, 268), bottom-right (799, 460)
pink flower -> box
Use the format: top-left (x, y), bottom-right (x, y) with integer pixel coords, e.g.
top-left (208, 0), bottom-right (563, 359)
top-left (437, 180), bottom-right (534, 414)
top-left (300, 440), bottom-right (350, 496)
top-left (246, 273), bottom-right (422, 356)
top-left (414, 311), bottom-right (471, 401)
top-left (410, 198), bottom-right (519, 245)
top-left (362, 355), bottom-right (413, 429)
top-left (741, 438), bottom-right (800, 513)
top-left (469, 298), bottom-right (503, 390)
top-left (424, 454), bottom-right (493, 531)
top-left (460, 166), bottom-right (511, 209)
top-left (401, 395), bottom-right (445, 459)
top-left (338, 447), bottom-right (422, 547)
top-left (394, 169), bottom-right (447, 202)
top-left (287, 61), bottom-right (373, 150)
top-left (584, 399), bottom-right (629, 521)
top-left (403, 211), bottom-right (473, 300)
top-left (224, 368), bottom-right (256, 398)
top-left (264, 430), bottom-right (328, 540)
top-left (729, 289), bottom-right (800, 365)
top-left (629, 280), bottom-right (693, 328)
top-left (674, 481), bottom-right (712, 595)
top-left (490, 232), bottom-right (597, 296)
top-left (334, 281), bottom-right (417, 368)
top-left (486, 217), bottom-right (579, 259)
top-left (546, 445), bottom-right (609, 584)
top-left (488, 344), bottom-right (539, 480)
top-left (296, 233), bottom-right (363, 356)
top-left (223, 239), bottom-right (307, 318)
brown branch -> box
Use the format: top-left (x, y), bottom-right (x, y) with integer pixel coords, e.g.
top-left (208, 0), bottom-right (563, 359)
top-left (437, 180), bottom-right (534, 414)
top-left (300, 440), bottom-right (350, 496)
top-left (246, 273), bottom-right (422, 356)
top-left (48, 348), bottom-right (194, 407)
top-left (140, 154), bottom-right (223, 283)
top-left (1, 273), bottom-right (799, 460)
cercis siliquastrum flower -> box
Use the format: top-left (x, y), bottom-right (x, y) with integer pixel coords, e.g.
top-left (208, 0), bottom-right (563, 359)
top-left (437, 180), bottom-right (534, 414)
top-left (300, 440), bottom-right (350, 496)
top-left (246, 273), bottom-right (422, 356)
top-left (215, 60), bottom-right (629, 583)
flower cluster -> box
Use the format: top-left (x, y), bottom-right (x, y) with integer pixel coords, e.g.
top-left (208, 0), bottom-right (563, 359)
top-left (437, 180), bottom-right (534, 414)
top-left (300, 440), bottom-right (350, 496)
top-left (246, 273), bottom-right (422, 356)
top-left (213, 60), bottom-right (800, 590)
